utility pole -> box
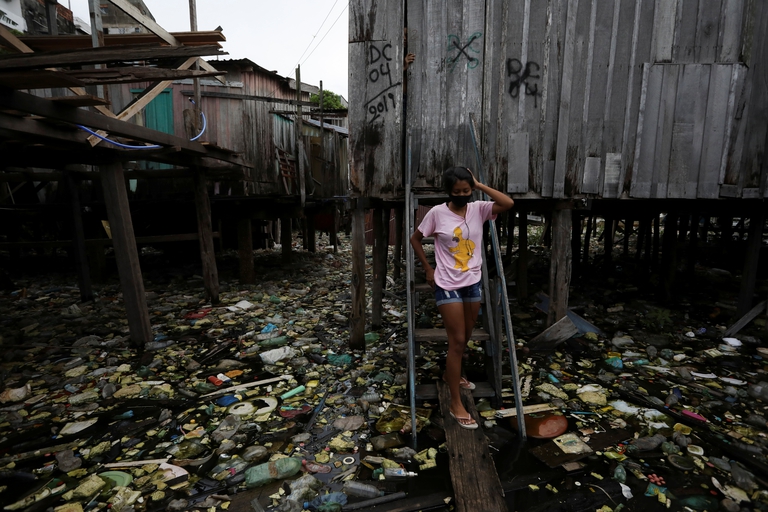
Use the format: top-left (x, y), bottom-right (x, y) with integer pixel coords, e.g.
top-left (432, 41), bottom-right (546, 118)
top-left (296, 66), bottom-right (306, 206)
top-left (189, 0), bottom-right (201, 130)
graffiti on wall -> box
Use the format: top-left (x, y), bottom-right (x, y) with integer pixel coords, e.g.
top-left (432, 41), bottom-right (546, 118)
top-left (507, 58), bottom-right (541, 107)
top-left (447, 32), bottom-right (483, 72)
top-left (365, 42), bottom-right (401, 123)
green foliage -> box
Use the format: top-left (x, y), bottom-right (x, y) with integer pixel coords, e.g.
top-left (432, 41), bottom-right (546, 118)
top-left (310, 90), bottom-right (345, 110)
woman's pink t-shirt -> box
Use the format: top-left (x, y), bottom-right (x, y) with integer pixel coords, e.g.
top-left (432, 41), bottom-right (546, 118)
top-left (416, 201), bottom-right (497, 291)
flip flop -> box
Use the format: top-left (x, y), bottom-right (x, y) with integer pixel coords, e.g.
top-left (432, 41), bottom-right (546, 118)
top-left (449, 411), bottom-right (479, 430)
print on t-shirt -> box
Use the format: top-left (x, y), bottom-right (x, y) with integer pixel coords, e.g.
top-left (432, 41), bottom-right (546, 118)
top-left (449, 225), bottom-right (474, 272)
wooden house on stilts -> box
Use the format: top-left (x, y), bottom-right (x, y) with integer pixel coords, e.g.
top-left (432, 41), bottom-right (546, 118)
top-left (348, 1), bottom-right (768, 509)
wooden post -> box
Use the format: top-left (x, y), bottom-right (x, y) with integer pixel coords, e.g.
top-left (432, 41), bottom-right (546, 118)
top-left (636, 218), bottom-right (646, 261)
top-left (45, 0), bottom-right (59, 35)
top-left (237, 218), bottom-right (254, 284)
top-left (350, 205), bottom-right (366, 349)
top-left (295, 66), bottom-right (306, 206)
top-left (603, 215), bottom-right (614, 267)
top-left (517, 209), bottom-right (528, 300)
top-left (193, 169), bottom-right (219, 303)
top-left (582, 215), bottom-right (593, 267)
top-left (371, 207), bottom-right (386, 329)
top-left (644, 216), bottom-right (653, 262)
top-left (506, 210), bottom-right (516, 262)
top-left (702, 216), bottom-right (711, 243)
top-left (660, 212), bottom-right (678, 301)
top-left (720, 216), bottom-right (733, 267)
top-left (623, 218), bottom-right (632, 256)
top-left (280, 217), bottom-right (292, 258)
top-left (737, 208), bottom-right (766, 317)
top-left (99, 162), bottom-right (152, 346)
top-left (571, 211), bottom-right (581, 279)
top-left (678, 214), bottom-right (689, 243)
top-left (686, 211), bottom-right (699, 277)
top-left (330, 205), bottom-right (339, 253)
top-left (652, 213), bottom-right (661, 266)
top-left (306, 215), bottom-right (316, 253)
top-left (547, 209), bottom-right (572, 326)
top-left (393, 206), bottom-right (404, 280)
top-left (66, 172), bottom-right (94, 302)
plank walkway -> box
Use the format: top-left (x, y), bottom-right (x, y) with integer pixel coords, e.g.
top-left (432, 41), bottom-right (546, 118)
top-left (437, 381), bottom-right (507, 512)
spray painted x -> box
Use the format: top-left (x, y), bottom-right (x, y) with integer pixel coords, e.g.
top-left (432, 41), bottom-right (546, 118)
top-left (447, 32), bottom-right (483, 72)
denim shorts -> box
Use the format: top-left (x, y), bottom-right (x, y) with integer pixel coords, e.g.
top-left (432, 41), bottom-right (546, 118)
top-left (434, 281), bottom-right (482, 307)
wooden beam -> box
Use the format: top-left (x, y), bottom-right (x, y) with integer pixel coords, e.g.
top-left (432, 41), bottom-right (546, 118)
top-left (527, 316), bottom-right (578, 351)
top-left (517, 210), bottom-right (529, 300)
top-left (547, 209), bottom-right (572, 326)
top-left (65, 171), bottom-right (94, 302)
top-left (196, 59), bottom-right (226, 85)
top-left (350, 206), bottom-right (366, 349)
top-left (0, 24), bottom-right (34, 53)
top-left (725, 300), bottom-right (767, 337)
top-left (193, 169), bottom-right (219, 303)
top-left (99, 162), bottom-right (152, 346)
top-left (180, 90), bottom-right (317, 107)
top-left (64, 67), bottom-right (225, 85)
top-left (89, 56), bottom-right (199, 146)
top-left (18, 31), bottom-right (226, 51)
top-left (0, 44), bottom-right (226, 71)
top-left (108, 0), bottom-right (182, 46)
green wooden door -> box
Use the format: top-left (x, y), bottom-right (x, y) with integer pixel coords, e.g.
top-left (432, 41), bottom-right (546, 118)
top-left (132, 89), bottom-right (174, 170)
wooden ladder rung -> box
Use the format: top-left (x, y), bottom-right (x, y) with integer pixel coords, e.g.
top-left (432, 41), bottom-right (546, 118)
top-left (415, 381), bottom-right (496, 400)
top-left (414, 328), bottom-right (490, 342)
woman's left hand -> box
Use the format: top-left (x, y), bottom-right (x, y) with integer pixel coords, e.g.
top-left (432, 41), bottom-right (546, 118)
top-left (467, 168), bottom-right (479, 188)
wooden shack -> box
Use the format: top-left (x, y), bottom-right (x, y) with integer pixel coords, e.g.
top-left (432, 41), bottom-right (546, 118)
top-left (348, 0), bottom-right (768, 344)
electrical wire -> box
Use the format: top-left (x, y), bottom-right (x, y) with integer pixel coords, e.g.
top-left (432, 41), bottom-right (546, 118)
top-left (301, 3), bottom-right (349, 66)
top-left (77, 99), bottom-right (207, 149)
top-left (290, 0), bottom-right (339, 73)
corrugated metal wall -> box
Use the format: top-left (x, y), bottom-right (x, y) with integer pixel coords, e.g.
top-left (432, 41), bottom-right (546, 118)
top-left (350, 0), bottom-right (768, 200)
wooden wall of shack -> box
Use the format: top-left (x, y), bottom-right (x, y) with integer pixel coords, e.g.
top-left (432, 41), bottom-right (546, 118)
top-left (349, 0), bottom-right (768, 201)
top-left (101, 59), bottom-right (349, 200)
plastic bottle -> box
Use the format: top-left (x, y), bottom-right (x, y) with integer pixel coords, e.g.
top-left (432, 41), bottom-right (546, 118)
top-left (613, 464), bottom-right (626, 483)
top-left (342, 481), bottom-right (384, 498)
top-left (383, 467), bottom-right (417, 478)
top-left (245, 457), bottom-right (303, 488)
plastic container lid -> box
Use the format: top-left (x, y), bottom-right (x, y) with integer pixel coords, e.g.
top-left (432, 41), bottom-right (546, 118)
top-left (687, 444), bottom-right (704, 456)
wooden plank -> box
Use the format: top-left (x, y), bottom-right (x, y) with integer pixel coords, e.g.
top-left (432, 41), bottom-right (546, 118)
top-left (651, 64), bottom-right (680, 198)
top-left (582, 0), bottom-right (612, 192)
top-left (371, 208), bottom-right (386, 329)
top-left (507, 131), bottom-right (529, 193)
top-left (66, 172), bottom-right (94, 303)
top-left (108, 0), bottom-right (182, 46)
top-left (414, 328), bottom-right (490, 342)
top-left (437, 382), bottom-right (506, 512)
top-left (547, 209), bottom-right (572, 326)
top-left (49, 95), bottom-right (111, 107)
top-left (736, 209), bottom-right (765, 317)
top-left (526, 0), bottom-right (549, 195)
top-left (540, 0), bottom-right (566, 197)
top-left (582, 156), bottom-right (600, 194)
top-left (651, 0), bottom-right (678, 62)
top-left (193, 170), bottom-right (220, 303)
top-left (618, 0), bottom-right (655, 199)
top-left (723, 63), bottom-right (749, 190)
top-left (99, 162), bottom-right (152, 346)
top-left (725, 299), bottom-right (767, 337)
top-left (18, 31), bottom-right (226, 51)
top-left (668, 64), bottom-right (709, 198)
top-left (552, 0), bottom-right (579, 198)
top-left (695, 0), bottom-right (723, 62)
top-left (717, 64), bottom-right (745, 192)
top-left (0, 70), bottom-right (85, 89)
top-left (0, 44), bottom-right (225, 71)
top-left (600, 0), bottom-right (632, 197)
top-left (718, 0), bottom-right (745, 62)
top-left (672, 0), bottom-right (700, 63)
top-left (65, 67), bottom-right (224, 85)
top-left (415, 381), bottom-right (496, 400)
top-left (630, 64), bottom-right (658, 198)
top-left (348, 0), bottom-right (402, 198)
top-left (0, 24), bottom-right (34, 53)
top-left (698, 64), bottom-right (732, 198)
top-left (527, 315), bottom-right (578, 351)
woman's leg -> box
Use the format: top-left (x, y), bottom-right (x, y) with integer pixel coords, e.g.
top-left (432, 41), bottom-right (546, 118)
top-left (461, 300), bottom-right (481, 386)
top-left (439, 301), bottom-right (475, 426)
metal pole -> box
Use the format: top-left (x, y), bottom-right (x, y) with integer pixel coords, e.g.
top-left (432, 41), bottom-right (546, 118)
top-left (469, 113), bottom-right (526, 439)
top-left (405, 136), bottom-right (417, 447)
top-left (189, 0), bottom-right (201, 131)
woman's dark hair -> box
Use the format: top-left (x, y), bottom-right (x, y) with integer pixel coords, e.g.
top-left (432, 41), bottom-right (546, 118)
top-left (442, 167), bottom-right (475, 194)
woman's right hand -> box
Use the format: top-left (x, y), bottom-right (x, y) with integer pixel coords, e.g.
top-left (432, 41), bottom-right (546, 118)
top-left (425, 267), bottom-right (435, 290)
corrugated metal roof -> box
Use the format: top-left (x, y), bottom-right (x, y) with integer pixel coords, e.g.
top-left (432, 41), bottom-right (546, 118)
top-left (304, 118), bottom-right (348, 136)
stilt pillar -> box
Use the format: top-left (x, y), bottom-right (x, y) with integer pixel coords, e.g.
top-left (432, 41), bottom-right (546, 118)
top-left (237, 218), bottom-right (254, 284)
top-left (100, 162), bottom-right (152, 346)
top-left (737, 208), bottom-right (766, 317)
top-left (350, 204), bottom-right (366, 349)
top-left (547, 208), bottom-right (572, 326)
top-left (193, 169), bottom-right (219, 303)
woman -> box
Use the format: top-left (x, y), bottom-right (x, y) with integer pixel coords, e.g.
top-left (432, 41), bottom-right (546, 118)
top-left (410, 167), bottom-right (514, 429)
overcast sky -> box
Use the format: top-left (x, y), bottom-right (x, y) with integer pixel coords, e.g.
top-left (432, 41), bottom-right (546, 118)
top-left (67, 0), bottom-right (350, 98)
